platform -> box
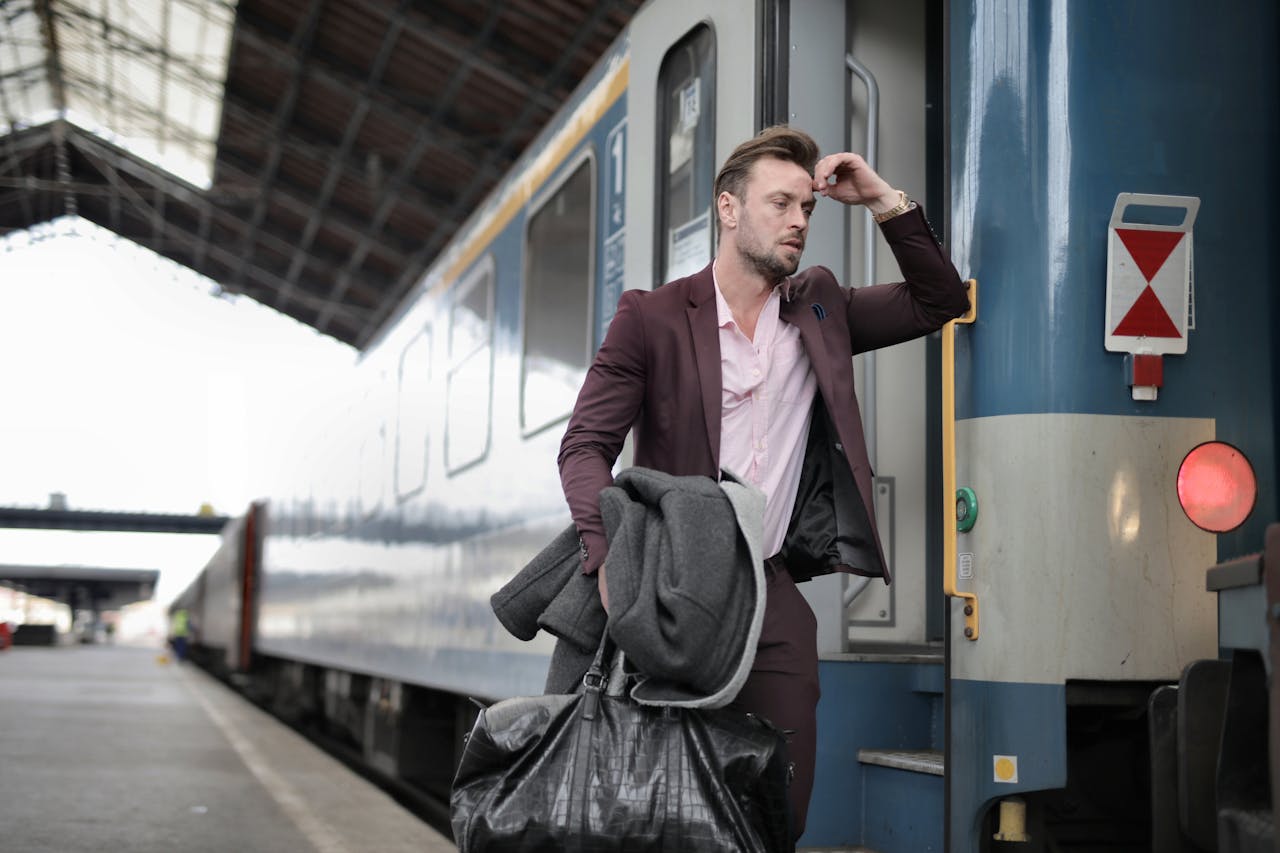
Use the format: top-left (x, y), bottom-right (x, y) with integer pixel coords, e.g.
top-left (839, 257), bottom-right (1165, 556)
top-left (0, 642), bottom-right (454, 853)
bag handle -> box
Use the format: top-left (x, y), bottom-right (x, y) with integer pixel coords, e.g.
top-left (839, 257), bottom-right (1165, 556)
top-left (581, 630), bottom-right (623, 720)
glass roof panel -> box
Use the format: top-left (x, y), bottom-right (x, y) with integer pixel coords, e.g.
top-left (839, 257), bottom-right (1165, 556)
top-left (0, 0), bottom-right (236, 189)
top-left (0, 2), bottom-right (53, 125)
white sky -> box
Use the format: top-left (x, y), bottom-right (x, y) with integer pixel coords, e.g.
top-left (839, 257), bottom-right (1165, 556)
top-left (0, 217), bottom-right (359, 603)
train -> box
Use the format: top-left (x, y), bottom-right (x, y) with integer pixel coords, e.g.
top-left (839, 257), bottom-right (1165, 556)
top-left (172, 1), bottom-right (1279, 850)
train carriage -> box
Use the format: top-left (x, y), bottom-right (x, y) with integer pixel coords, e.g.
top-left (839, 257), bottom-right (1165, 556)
top-left (174, 1), bottom-right (1279, 849)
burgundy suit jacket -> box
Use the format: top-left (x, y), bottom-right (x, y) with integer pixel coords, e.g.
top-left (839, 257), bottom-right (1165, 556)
top-left (558, 205), bottom-right (968, 579)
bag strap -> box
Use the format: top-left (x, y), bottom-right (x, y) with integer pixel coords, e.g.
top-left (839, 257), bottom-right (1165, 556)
top-left (581, 630), bottom-right (620, 720)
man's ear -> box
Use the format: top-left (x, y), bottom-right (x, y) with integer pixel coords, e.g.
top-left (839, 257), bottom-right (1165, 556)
top-left (717, 190), bottom-right (737, 230)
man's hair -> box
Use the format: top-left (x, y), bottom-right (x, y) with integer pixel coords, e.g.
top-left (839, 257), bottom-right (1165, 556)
top-left (713, 125), bottom-right (820, 202)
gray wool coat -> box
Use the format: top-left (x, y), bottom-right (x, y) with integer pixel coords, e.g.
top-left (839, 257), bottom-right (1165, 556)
top-left (490, 467), bottom-right (765, 708)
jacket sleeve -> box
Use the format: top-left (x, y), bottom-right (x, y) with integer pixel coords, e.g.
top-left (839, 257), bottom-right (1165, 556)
top-left (841, 204), bottom-right (970, 353)
top-left (557, 289), bottom-right (648, 573)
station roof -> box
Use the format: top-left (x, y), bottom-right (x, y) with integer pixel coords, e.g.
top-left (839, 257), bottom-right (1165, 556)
top-left (0, 564), bottom-right (159, 610)
top-left (0, 0), bottom-right (641, 349)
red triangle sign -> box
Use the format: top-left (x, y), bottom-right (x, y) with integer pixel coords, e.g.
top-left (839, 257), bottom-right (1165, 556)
top-left (1116, 229), bottom-right (1184, 282)
top-left (1112, 285), bottom-right (1181, 338)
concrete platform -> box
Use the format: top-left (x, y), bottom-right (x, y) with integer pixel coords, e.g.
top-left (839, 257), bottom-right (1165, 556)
top-left (0, 643), bottom-right (454, 853)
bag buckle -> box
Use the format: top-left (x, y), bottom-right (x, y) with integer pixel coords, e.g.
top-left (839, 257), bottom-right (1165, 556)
top-left (581, 668), bottom-right (608, 720)
top-left (581, 632), bottom-right (614, 721)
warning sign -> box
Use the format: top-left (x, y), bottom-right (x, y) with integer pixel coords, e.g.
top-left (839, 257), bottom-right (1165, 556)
top-left (1105, 193), bottom-right (1199, 356)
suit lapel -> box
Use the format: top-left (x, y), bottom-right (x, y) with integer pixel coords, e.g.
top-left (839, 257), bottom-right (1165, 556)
top-left (779, 287), bottom-right (834, 402)
top-left (782, 280), bottom-right (884, 575)
top-left (685, 267), bottom-right (722, 473)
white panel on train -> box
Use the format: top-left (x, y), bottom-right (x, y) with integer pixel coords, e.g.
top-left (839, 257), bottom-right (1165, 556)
top-left (953, 413), bottom-right (1219, 684)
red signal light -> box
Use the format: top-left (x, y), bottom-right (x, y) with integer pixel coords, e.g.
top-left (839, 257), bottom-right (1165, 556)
top-left (1176, 441), bottom-right (1257, 533)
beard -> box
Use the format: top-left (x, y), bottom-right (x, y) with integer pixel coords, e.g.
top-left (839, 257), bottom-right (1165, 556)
top-left (735, 211), bottom-right (802, 283)
top-left (740, 241), bottom-right (798, 282)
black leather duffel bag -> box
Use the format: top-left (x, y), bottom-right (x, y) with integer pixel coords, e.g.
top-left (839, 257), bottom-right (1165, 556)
top-left (450, 638), bottom-right (792, 852)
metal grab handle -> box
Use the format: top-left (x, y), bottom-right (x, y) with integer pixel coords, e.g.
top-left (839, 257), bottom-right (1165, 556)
top-left (847, 53), bottom-right (879, 469)
top-left (943, 280), bottom-right (978, 640)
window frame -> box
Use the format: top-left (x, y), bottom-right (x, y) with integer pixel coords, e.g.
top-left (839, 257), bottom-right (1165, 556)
top-left (445, 255), bottom-right (497, 477)
top-left (519, 148), bottom-right (598, 439)
top-left (393, 325), bottom-right (432, 503)
top-left (653, 22), bottom-right (717, 288)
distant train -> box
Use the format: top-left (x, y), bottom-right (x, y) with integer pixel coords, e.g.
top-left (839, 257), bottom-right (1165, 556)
top-left (173, 1), bottom-right (1278, 849)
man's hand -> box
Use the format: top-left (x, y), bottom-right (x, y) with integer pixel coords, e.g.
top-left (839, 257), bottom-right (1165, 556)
top-left (812, 152), bottom-right (900, 213)
top-left (597, 563), bottom-right (609, 614)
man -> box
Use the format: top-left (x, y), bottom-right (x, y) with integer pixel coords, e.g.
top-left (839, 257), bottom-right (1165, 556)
top-left (558, 125), bottom-right (968, 837)
top-left (170, 607), bottom-right (190, 662)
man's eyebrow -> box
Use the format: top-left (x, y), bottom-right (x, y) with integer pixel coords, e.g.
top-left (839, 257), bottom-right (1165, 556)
top-left (767, 189), bottom-right (816, 204)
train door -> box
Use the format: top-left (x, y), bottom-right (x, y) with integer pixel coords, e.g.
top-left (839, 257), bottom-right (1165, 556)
top-left (629, 0), bottom-right (945, 654)
top-left (787, 1), bottom-right (951, 848)
top-left (627, 1), bottom-right (953, 847)
top-left (787, 0), bottom-right (943, 656)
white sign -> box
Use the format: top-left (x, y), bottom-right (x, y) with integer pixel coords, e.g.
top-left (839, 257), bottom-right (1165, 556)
top-left (666, 210), bottom-right (711, 282)
top-left (1104, 193), bottom-right (1199, 356)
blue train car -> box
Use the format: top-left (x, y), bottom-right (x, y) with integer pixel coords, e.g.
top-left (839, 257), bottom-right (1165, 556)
top-left (177, 2), bottom-right (1278, 849)
top-left (946, 3), bottom-right (1277, 850)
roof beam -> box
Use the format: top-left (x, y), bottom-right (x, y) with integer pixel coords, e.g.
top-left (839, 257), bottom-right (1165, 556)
top-left (0, 124), bottom-right (47, 225)
top-left (348, 0), bottom-right (627, 345)
top-left (312, 1), bottom-right (512, 335)
top-left (33, 0), bottom-right (74, 218)
top-left (192, 189), bottom-right (214, 271)
top-left (24, 92), bottom-right (423, 273)
top-left (65, 129), bottom-right (379, 320)
top-left (359, 0), bottom-right (561, 114)
top-left (0, 61), bottom-right (47, 88)
top-left (51, 4), bottom-right (224, 100)
top-left (227, 0), bottom-right (326, 295)
top-left (231, 20), bottom-right (503, 185)
top-left (275, 0), bottom-right (408, 312)
top-left (32, 0), bottom-right (65, 111)
top-left (213, 150), bottom-right (410, 293)
top-left (217, 89), bottom-right (457, 235)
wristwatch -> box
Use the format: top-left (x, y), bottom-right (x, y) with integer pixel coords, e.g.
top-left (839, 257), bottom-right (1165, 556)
top-left (872, 190), bottom-right (913, 224)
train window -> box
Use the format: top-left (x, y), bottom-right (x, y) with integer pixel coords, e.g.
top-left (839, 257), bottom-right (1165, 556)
top-left (521, 155), bottom-right (595, 436)
top-left (655, 24), bottom-right (716, 285)
top-left (394, 327), bottom-right (431, 501)
top-left (446, 259), bottom-right (495, 474)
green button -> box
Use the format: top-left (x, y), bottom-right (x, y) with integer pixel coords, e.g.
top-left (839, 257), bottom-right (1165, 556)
top-left (956, 487), bottom-right (978, 533)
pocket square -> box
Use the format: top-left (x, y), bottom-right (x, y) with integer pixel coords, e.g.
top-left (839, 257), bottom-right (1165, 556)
top-left (811, 303), bottom-right (827, 321)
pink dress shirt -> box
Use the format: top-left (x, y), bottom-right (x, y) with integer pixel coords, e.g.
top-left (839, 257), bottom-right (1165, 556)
top-left (713, 271), bottom-right (818, 558)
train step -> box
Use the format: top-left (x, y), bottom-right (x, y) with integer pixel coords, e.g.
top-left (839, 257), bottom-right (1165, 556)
top-left (857, 748), bottom-right (944, 851)
top-left (857, 747), bottom-right (944, 776)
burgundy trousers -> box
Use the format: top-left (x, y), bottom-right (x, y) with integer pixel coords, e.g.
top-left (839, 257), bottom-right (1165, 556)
top-left (729, 559), bottom-right (821, 840)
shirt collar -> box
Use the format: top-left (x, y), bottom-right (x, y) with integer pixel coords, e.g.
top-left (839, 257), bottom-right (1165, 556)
top-left (712, 263), bottom-right (734, 330)
top-left (711, 258), bottom-right (783, 331)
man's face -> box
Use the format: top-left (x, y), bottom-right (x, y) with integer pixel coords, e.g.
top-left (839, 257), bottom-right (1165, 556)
top-left (731, 156), bottom-right (815, 282)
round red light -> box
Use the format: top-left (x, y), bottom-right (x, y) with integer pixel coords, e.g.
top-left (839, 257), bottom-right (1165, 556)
top-left (1176, 442), bottom-right (1257, 533)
